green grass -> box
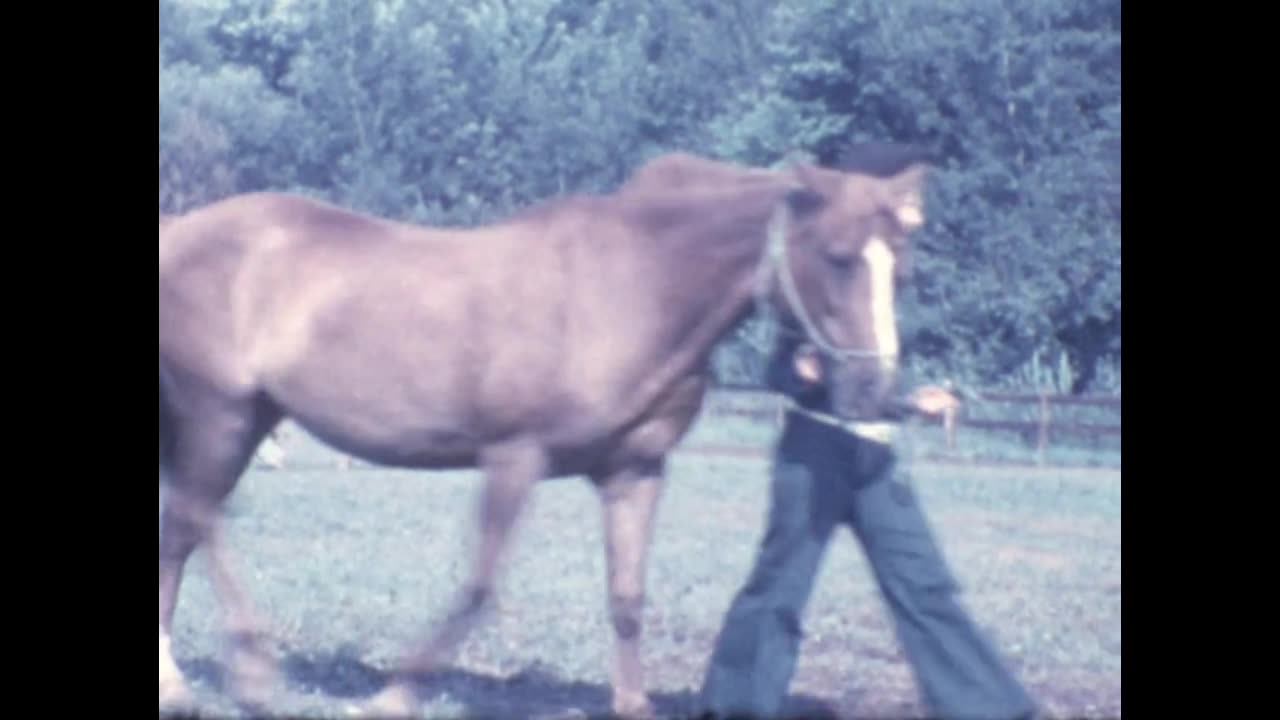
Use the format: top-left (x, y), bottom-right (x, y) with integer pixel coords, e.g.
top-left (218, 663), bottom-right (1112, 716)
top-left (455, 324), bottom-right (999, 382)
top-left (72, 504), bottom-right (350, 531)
top-left (167, 425), bottom-right (1120, 719)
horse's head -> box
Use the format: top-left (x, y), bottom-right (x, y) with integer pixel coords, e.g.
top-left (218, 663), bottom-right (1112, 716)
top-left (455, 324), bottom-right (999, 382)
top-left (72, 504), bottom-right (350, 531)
top-left (761, 146), bottom-right (931, 421)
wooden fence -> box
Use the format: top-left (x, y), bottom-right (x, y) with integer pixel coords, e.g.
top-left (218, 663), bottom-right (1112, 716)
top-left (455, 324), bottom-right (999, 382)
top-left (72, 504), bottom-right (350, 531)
top-left (254, 386), bottom-right (1120, 470)
top-left (695, 385), bottom-right (1121, 463)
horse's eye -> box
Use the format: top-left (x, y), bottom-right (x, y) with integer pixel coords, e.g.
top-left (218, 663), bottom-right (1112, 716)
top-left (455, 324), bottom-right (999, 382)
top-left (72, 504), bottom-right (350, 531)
top-left (824, 256), bottom-right (855, 275)
top-left (825, 254), bottom-right (854, 271)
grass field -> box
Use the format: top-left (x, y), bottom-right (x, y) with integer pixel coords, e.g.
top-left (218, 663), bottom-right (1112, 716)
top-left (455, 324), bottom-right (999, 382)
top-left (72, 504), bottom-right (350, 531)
top-left (163, 424), bottom-right (1121, 719)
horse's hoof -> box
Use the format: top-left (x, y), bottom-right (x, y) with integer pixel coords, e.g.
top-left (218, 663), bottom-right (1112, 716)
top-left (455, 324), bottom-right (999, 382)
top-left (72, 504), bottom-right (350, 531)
top-left (160, 647), bottom-right (194, 711)
top-left (160, 633), bottom-right (193, 710)
top-left (159, 676), bottom-right (194, 711)
top-left (227, 647), bottom-right (279, 709)
top-left (612, 693), bottom-right (656, 720)
top-left (359, 683), bottom-right (419, 719)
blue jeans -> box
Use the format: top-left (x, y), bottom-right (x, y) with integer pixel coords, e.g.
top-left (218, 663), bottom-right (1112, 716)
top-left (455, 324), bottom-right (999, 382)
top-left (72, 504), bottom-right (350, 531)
top-left (699, 412), bottom-right (1037, 720)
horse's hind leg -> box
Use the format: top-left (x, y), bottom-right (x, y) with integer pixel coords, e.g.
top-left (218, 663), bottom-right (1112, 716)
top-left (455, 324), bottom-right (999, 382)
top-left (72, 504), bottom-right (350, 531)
top-left (159, 385), bottom-right (281, 709)
top-left (365, 439), bottom-right (546, 718)
top-left (594, 459), bottom-right (666, 719)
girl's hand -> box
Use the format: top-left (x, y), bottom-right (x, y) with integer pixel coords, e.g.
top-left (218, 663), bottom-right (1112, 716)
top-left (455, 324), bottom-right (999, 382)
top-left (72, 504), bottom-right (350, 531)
top-left (910, 385), bottom-right (961, 416)
top-left (793, 344), bottom-right (823, 384)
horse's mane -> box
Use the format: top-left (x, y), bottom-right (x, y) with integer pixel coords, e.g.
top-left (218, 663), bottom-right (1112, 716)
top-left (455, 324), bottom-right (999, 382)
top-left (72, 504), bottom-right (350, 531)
top-left (615, 180), bottom-right (792, 239)
top-left (623, 153), bottom-right (782, 192)
top-left (494, 181), bottom-right (791, 250)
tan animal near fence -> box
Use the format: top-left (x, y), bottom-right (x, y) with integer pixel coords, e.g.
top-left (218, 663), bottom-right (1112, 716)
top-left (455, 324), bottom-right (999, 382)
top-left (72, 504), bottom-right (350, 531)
top-left (158, 148), bottom-right (931, 718)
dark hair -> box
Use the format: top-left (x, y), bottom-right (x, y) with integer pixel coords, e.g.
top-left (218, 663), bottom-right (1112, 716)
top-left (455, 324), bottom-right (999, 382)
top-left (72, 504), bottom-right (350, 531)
top-left (834, 142), bottom-right (934, 178)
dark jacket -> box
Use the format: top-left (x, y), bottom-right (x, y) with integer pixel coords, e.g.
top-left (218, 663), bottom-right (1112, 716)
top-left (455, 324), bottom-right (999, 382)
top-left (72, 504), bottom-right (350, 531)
top-left (765, 330), bottom-right (916, 422)
top-left (764, 332), bottom-right (832, 411)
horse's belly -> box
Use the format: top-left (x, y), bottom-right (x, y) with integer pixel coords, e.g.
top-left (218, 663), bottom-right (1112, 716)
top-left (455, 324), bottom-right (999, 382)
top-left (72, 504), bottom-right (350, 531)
top-left (261, 346), bottom-right (485, 468)
top-left (287, 408), bottom-right (482, 469)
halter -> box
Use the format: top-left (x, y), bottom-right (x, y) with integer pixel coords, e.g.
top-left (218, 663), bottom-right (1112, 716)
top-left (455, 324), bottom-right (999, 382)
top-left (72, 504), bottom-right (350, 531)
top-left (751, 201), bottom-right (899, 366)
top-left (750, 201), bottom-right (905, 445)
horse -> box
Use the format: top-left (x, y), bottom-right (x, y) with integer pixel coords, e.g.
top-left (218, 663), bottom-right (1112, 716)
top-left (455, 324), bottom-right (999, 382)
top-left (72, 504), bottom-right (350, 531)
top-left (158, 151), bottom-right (930, 718)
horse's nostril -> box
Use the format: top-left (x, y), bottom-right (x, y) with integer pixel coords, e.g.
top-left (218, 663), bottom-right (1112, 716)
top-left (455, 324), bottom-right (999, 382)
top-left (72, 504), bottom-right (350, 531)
top-left (834, 369), bottom-right (882, 415)
top-left (853, 371), bottom-right (879, 396)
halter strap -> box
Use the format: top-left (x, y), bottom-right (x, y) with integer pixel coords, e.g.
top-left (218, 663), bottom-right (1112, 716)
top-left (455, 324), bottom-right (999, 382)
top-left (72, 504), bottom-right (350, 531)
top-left (752, 202), bottom-right (899, 365)
top-left (780, 395), bottom-right (898, 444)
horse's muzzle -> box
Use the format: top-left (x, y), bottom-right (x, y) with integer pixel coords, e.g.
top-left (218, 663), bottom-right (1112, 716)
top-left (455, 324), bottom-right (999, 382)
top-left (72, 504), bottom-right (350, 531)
top-left (829, 359), bottom-right (898, 422)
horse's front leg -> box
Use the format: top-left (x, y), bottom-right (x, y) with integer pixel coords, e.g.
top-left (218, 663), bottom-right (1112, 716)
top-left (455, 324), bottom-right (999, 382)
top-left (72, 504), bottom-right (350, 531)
top-left (594, 458), bottom-right (667, 719)
top-left (364, 439), bottom-right (546, 718)
top-left (160, 397), bottom-right (281, 711)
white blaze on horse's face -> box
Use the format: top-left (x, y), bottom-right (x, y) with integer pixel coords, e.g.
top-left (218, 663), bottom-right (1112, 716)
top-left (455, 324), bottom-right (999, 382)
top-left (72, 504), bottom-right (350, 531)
top-left (861, 235), bottom-right (899, 374)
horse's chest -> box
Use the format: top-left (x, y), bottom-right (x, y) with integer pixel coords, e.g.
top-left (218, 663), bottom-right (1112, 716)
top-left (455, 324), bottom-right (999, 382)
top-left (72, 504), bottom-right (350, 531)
top-left (612, 377), bottom-right (709, 461)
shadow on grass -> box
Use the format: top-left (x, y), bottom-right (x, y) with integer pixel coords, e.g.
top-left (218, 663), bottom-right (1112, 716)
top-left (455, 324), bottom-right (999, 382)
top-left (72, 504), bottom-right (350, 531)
top-left (162, 647), bottom-right (842, 719)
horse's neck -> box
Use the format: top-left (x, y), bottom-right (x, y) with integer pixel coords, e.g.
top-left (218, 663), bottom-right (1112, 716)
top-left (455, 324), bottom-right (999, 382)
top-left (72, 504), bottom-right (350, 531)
top-left (603, 189), bottom-right (782, 434)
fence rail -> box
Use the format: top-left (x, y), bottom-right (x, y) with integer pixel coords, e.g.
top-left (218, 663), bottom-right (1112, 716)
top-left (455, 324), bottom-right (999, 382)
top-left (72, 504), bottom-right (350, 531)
top-left (968, 391), bottom-right (1122, 408)
top-left (696, 385), bottom-right (1121, 464)
top-left (254, 386), bottom-right (1120, 470)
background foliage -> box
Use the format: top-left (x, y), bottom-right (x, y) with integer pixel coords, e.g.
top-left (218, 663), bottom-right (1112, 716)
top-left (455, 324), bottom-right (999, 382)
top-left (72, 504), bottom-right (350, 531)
top-left (160, 0), bottom-right (1120, 393)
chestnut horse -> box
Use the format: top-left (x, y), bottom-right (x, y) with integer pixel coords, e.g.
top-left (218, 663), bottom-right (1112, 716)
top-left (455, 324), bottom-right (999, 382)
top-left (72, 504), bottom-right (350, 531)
top-left (158, 152), bottom-right (929, 718)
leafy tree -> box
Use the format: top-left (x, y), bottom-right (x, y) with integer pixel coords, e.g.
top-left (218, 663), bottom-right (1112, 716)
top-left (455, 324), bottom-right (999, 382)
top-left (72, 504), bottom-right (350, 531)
top-left (159, 0), bottom-right (1119, 392)
top-left (698, 0), bottom-right (1120, 390)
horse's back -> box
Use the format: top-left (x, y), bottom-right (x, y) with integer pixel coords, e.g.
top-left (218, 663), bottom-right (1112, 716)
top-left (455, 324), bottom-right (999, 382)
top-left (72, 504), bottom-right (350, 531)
top-left (161, 192), bottom-right (409, 273)
top-left (160, 192), bottom-right (399, 394)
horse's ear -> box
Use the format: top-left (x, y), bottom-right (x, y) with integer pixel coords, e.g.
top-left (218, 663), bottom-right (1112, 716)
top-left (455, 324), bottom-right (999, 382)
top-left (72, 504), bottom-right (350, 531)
top-left (879, 163), bottom-right (931, 230)
top-left (785, 186), bottom-right (828, 217)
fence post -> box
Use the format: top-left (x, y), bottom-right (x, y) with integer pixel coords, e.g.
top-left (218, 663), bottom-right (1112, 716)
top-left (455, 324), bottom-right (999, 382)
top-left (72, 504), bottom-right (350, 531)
top-left (1036, 390), bottom-right (1051, 465)
top-left (939, 378), bottom-right (957, 453)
